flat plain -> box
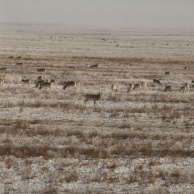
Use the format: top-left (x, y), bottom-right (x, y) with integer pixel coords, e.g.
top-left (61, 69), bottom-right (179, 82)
top-left (0, 23), bottom-right (194, 193)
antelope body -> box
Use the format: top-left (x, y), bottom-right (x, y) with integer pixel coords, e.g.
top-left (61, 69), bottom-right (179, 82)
top-left (0, 67), bottom-right (6, 71)
top-left (90, 64), bottom-right (98, 68)
top-left (133, 83), bottom-right (141, 91)
top-left (127, 83), bottom-right (134, 92)
top-left (84, 92), bottom-right (102, 107)
top-left (63, 81), bottom-right (76, 91)
top-left (180, 86), bottom-right (187, 93)
top-left (0, 79), bottom-right (4, 85)
top-left (37, 68), bottom-right (46, 72)
top-left (39, 80), bottom-right (55, 89)
top-left (35, 80), bottom-right (45, 88)
top-left (16, 62), bottom-right (23, 66)
top-left (184, 83), bottom-right (190, 89)
top-left (111, 84), bottom-right (118, 93)
top-left (153, 79), bottom-right (162, 86)
top-left (140, 81), bottom-right (149, 87)
top-left (37, 76), bottom-right (43, 81)
top-left (21, 79), bottom-right (30, 86)
top-left (165, 71), bottom-right (171, 76)
top-left (164, 86), bottom-right (171, 92)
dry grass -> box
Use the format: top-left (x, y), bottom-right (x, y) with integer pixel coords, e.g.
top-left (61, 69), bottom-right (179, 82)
top-left (0, 27), bottom-right (194, 193)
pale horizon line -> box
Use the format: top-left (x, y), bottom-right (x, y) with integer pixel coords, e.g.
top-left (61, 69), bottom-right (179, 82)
top-left (0, 21), bottom-right (194, 32)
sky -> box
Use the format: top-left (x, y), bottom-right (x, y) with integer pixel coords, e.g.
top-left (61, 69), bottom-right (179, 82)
top-left (0, 0), bottom-right (194, 29)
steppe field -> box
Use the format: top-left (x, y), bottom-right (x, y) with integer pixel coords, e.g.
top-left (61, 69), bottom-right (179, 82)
top-left (1, 23), bottom-right (194, 194)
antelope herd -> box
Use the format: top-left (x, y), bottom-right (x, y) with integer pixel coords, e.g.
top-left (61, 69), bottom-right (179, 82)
top-left (0, 63), bottom-right (193, 108)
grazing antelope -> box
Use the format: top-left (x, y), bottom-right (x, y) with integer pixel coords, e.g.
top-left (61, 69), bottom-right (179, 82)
top-left (111, 84), bottom-right (118, 93)
top-left (68, 66), bottom-right (75, 69)
top-left (184, 66), bottom-right (189, 70)
top-left (191, 80), bottom-right (194, 83)
top-left (165, 71), bottom-right (171, 76)
top-left (39, 79), bottom-right (55, 89)
top-left (179, 85), bottom-right (187, 93)
top-left (153, 79), bottom-right (162, 86)
top-left (84, 92), bottom-right (102, 107)
top-left (133, 83), bottom-right (141, 91)
top-left (37, 68), bottom-right (46, 72)
top-left (127, 83), bottom-right (134, 92)
top-left (164, 86), bottom-right (172, 92)
top-left (21, 79), bottom-right (30, 86)
top-left (89, 64), bottom-right (98, 68)
top-left (16, 62), bottom-right (23, 66)
top-left (63, 81), bottom-right (76, 91)
top-left (0, 67), bottom-right (6, 71)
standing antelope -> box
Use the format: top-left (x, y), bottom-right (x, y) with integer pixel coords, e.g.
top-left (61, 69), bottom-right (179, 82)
top-left (184, 83), bottom-right (190, 90)
top-left (84, 92), bottom-right (102, 107)
top-left (0, 79), bottom-right (4, 85)
top-left (133, 83), bottom-right (141, 91)
top-left (111, 84), bottom-right (118, 93)
top-left (179, 86), bottom-right (187, 93)
top-left (127, 83), bottom-right (134, 92)
top-left (21, 79), bottom-right (30, 86)
top-left (63, 81), bottom-right (76, 91)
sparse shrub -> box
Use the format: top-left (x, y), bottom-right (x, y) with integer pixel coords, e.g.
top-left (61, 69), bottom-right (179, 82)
top-left (5, 157), bottom-right (15, 169)
top-left (106, 94), bottom-right (120, 102)
top-left (64, 171), bottom-right (79, 183)
top-left (2, 138), bottom-right (13, 145)
top-left (146, 186), bottom-right (170, 194)
top-left (89, 172), bottom-right (108, 183)
top-left (14, 120), bottom-right (28, 129)
top-left (186, 170), bottom-right (194, 184)
top-left (21, 168), bottom-right (35, 180)
top-left (4, 74), bottom-right (21, 83)
top-left (23, 159), bottom-right (33, 167)
top-left (107, 161), bottom-right (117, 170)
top-left (41, 166), bottom-right (49, 174)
